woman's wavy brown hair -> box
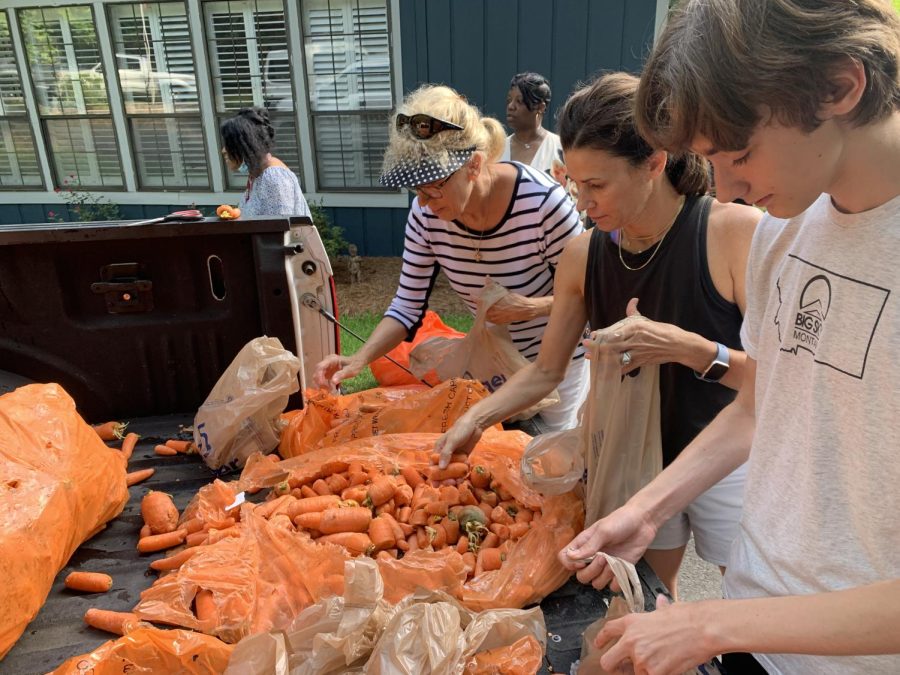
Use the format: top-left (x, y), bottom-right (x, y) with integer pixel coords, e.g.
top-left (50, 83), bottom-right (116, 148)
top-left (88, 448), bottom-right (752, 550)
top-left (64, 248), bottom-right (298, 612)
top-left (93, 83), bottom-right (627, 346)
top-left (636, 0), bottom-right (900, 153)
top-left (558, 72), bottom-right (710, 196)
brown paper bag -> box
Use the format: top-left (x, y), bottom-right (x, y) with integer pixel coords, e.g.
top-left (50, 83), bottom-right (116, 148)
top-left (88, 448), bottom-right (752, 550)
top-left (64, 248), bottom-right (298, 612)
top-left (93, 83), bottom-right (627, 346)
top-left (409, 277), bottom-right (559, 421)
top-left (582, 316), bottom-right (663, 525)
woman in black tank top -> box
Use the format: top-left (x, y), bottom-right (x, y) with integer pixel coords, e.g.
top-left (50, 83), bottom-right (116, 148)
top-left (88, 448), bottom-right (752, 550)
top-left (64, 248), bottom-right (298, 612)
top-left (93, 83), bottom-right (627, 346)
top-left (436, 73), bottom-right (761, 598)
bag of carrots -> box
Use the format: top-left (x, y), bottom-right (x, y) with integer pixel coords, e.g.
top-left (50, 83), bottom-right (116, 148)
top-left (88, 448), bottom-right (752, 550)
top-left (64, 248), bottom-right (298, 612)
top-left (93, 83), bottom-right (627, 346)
top-left (50, 625), bottom-right (233, 674)
top-left (279, 379), bottom-right (499, 458)
top-left (0, 384), bottom-right (128, 659)
top-left (370, 310), bottom-right (465, 387)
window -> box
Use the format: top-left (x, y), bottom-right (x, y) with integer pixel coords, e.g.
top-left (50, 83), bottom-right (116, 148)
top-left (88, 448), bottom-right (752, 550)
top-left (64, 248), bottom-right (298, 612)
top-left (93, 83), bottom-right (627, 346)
top-left (18, 6), bottom-right (123, 188)
top-left (203, 0), bottom-right (301, 190)
top-left (0, 13), bottom-right (42, 188)
top-left (302, 0), bottom-right (393, 190)
top-left (109, 2), bottom-right (208, 189)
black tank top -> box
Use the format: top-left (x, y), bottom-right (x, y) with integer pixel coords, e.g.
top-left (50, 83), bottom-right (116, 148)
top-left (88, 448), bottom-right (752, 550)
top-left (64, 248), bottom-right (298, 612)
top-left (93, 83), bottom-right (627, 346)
top-left (584, 195), bottom-right (743, 467)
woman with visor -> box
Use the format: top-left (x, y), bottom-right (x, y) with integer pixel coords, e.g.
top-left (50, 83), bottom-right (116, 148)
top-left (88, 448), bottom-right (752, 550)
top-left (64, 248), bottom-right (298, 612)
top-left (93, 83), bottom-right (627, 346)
top-left (314, 84), bottom-right (588, 432)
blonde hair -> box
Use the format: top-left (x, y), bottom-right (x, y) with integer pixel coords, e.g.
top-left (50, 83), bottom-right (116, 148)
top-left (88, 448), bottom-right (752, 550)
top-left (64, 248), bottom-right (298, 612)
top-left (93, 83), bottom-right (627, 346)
top-left (636, 0), bottom-right (900, 153)
top-left (382, 85), bottom-right (505, 175)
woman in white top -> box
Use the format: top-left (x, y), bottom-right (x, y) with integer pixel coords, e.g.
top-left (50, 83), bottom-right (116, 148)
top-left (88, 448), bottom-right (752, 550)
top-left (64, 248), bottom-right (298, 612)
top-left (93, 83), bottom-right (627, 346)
top-left (500, 72), bottom-right (563, 177)
top-left (220, 107), bottom-right (311, 218)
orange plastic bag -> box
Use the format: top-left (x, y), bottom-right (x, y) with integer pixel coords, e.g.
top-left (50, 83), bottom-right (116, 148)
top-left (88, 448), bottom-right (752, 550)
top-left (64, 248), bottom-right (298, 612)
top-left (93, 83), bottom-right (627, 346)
top-left (280, 379), bottom-right (498, 457)
top-left (0, 383), bottom-right (128, 659)
top-left (279, 385), bottom-right (425, 457)
top-left (464, 634), bottom-right (543, 674)
top-left (50, 626), bottom-right (233, 674)
top-left (370, 310), bottom-right (465, 387)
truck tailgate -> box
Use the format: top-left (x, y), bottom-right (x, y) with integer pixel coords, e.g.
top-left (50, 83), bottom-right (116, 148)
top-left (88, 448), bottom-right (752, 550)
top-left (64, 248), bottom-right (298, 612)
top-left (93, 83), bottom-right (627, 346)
top-left (0, 413), bottom-right (666, 675)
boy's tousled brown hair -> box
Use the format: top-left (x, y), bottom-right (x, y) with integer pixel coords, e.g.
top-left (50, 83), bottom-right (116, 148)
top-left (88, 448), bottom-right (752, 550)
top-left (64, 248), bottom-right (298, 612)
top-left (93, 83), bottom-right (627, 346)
top-left (558, 72), bottom-right (710, 196)
top-left (636, 0), bottom-right (900, 153)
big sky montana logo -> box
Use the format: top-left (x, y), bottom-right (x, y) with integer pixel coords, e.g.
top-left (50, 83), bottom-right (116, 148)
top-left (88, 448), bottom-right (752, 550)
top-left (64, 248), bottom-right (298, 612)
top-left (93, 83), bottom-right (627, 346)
top-left (774, 255), bottom-right (889, 379)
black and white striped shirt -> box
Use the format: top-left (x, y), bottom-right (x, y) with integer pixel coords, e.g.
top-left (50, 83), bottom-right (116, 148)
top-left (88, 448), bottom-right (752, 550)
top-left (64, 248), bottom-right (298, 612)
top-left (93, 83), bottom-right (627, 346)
top-left (385, 162), bottom-right (585, 361)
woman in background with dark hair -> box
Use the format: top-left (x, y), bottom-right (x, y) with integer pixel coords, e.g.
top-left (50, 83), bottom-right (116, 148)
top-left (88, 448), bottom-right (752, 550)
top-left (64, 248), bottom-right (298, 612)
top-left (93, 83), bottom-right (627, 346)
top-left (220, 106), bottom-right (310, 218)
top-left (437, 72), bottom-right (761, 598)
top-left (500, 72), bottom-right (563, 176)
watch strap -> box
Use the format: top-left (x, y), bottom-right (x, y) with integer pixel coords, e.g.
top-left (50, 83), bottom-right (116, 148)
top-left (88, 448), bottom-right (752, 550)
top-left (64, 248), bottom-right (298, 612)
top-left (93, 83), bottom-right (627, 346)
top-left (695, 342), bottom-right (730, 382)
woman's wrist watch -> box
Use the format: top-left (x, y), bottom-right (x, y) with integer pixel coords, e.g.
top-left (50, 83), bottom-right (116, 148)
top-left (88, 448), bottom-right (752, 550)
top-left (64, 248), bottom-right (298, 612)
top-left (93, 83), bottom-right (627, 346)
top-left (695, 342), bottom-right (730, 382)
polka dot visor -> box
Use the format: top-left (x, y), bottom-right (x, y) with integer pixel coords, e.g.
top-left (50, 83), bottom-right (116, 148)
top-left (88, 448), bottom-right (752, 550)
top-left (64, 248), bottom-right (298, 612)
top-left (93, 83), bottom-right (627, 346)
top-left (379, 147), bottom-right (476, 189)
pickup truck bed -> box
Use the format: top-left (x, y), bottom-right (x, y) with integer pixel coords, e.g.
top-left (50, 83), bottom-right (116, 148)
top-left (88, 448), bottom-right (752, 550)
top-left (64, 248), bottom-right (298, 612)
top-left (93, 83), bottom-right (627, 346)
top-left (1, 412), bottom-right (668, 675)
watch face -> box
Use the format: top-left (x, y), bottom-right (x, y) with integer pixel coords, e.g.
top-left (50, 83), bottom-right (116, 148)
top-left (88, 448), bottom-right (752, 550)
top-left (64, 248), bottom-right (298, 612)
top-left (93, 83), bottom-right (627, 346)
top-left (705, 361), bottom-right (729, 382)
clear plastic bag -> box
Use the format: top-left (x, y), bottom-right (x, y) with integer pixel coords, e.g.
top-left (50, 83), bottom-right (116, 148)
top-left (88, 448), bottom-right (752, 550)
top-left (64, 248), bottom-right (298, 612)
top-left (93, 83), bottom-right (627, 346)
top-left (520, 426), bottom-right (584, 496)
top-left (194, 336), bottom-right (301, 471)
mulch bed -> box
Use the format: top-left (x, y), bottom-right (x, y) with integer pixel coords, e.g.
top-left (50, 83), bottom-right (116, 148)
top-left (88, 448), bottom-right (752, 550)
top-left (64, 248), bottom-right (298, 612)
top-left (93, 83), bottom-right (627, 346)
top-left (332, 256), bottom-right (468, 317)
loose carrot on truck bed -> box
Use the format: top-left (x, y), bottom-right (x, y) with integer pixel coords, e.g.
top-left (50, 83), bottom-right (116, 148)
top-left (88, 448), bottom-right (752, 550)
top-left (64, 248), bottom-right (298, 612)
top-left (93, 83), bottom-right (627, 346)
top-left (149, 546), bottom-right (200, 572)
top-left (164, 439), bottom-right (194, 453)
top-left (126, 468), bottom-right (155, 486)
top-left (121, 432), bottom-right (140, 461)
top-left (368, 516), bottom-right (396, 550)
top-left (65, 572), bottom-right (113, 593)
top-left (83, 608), bottom-right (139, 636)
top-left (154, 444), bottom-right (178, 456)
top-left (366, 476), bottom-right (395, 507)
top-left (319, 506), bottom-right (372, 534)
top-left (141, 491), bottom-right (179, 534)
top-left (92, 421), bottom-right (127, 441)
top-left (137, 528), bottom-right (188, 553)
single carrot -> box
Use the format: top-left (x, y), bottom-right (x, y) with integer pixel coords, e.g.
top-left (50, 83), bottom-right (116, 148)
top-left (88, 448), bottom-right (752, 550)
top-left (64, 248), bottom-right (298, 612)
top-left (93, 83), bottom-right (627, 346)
top-left (195, 589), bottom-right (217, 633)
top-left (312, 478), bottom-right (332, 496)
top-left (456, 534), bottom-right (470, 554)
top-left (295, 512), bottom-right (323, 530)
top-left (341, 485), bottom-right (368, 503)
top-left (458, 484), bottom-right (478, 506)
top-left (508, 522), bottom-right (531, 539)
top-left (137, 528), bottom-right (187, 553)
top-left (269, 513), bottom-right (294, 531)
top-left (406, 532), bottom-right (418, 551)
top-left (121, 433), bottom-right (140, 461)
top-left (427, 463), bottom-right (469, 482)
top-left (515, 509), bottom-right (535, 524)
top-left (348, 461), bottom-right (364, 476)
top-left (206, 526), bottom-right (241, 544)
top-left (470, 465), bottom-right (491, 489)
top-left (443, 515), bottom-right (460, 543)
top-left (477, 503), bottom-right (494, 521)
top-left (65, 571), bottom-right (113, 593)
top-left (254, 495), bottom-right (291, 520)
top-left (428, 522), bottom-right (447, 548)
top-left (368, 516), bottom-right (396, 550)
top-left (410, 508), bottom-right (429, 527)
top-left (92, 421), bottom-right (126, 441)
top-left (319, 506), bottom-right (372, 534)
top-left (462, 551), bottom-right (476, 576)
top-left (139, 524), bottom-right (151, 539)
top-left (348, 471), bottom-right (369, 486)
top-left (300, 485), bottom-right (317, 498)
top-left (477, 490), bottom-right (499, 508)
top-left (150, 547), bottom-right (199, 571)
top-left (489, 523), bottom-right (510, 541)
top-left (482, 532), bottom-right (500, 549)
top-left (396, 537), bottom-right (410, 552)
top-left (126, 468), bottom-right (154, 487)
top-left (185, 531), bottom-right (209, 548)
top-left (83, 608), bottom-right (138, 635)
top-left (400, 466), bottom-right (424, 489)
top-left (375, 499), bottom-right (395, 516)
top-left (397, 506), bottom-right (412, 524)
top-left (287, 495), bottom-right (341, 519)
top-left (439, 485), bottom-right (460, 505)
top-left (141, 491), bottom-right (179, 535)
top-left (321, 459), bottom-right (350, 475)
top-left (326, 473), bottom-right (349, 494)
top-left (491, 505), bottom-right (514, 526)
top-left (416, 527), bottom-right (430, 549)
top-left (180, 517), bottom-right (205, 534)
top-left (318, 532), bottom-right (374, 556)
top-left (154, 444), bottom-right (178, 456)
top-left (164, 439), bottom-right (193, 453)
top-left (366, 476), bottom-right (395, 507)
top-left (479, 547), bottom-right (504, 572)
top-left (424, 501), bottom-right (449, 516)
top-left (394, 484), bottom-right (413, 507)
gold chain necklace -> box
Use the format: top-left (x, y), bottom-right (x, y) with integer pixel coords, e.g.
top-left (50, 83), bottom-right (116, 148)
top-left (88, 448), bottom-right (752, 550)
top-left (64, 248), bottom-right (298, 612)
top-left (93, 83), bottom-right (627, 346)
top-left (617, 195), bottom-right (686, 272)
top-left (471, 228), bottom-right (487, 262)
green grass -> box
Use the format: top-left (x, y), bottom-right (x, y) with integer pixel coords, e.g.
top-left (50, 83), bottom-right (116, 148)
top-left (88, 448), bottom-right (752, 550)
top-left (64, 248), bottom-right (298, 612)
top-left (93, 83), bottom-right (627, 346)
top-left (339, 312), bottom-right (474, 393)
top-left (895, 0), bottom-right (900, 13)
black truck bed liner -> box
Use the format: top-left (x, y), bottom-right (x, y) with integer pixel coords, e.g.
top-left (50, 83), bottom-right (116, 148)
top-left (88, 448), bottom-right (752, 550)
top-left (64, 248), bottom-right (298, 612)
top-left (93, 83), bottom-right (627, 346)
top-left (1, 414), bottom-right (667, 675)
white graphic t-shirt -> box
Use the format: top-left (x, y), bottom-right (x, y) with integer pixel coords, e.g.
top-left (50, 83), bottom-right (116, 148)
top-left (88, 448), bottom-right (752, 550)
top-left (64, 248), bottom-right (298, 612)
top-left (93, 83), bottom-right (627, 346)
top-left (728, 192), bottom-right (900, 674)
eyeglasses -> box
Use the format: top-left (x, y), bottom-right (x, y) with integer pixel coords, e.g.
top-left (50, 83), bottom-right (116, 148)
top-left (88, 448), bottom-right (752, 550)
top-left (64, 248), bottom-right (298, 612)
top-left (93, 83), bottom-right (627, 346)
top-left (408, 170), bottom-right (458, 200)
top-left (396, 113), bottom-right (463, 140)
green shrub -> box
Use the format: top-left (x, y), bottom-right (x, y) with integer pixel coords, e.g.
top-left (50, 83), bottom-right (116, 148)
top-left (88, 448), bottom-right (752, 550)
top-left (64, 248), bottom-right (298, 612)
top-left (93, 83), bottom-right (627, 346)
top-left (309, 198), bottom-right (348, 262)
top-left (53, 175), bottom-right (121, 222)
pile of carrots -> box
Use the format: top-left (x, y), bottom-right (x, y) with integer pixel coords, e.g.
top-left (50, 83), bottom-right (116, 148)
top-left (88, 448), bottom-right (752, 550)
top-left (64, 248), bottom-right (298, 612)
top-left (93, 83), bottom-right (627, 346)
top-left (243, 451), bottom-right (542, 579)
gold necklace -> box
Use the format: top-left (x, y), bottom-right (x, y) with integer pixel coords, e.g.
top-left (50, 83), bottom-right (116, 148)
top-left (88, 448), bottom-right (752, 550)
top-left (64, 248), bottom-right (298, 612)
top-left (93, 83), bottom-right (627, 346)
top-left (471, 227), bottom-right (487, 262)
top-left (617, 195), bottom-right (686, 272)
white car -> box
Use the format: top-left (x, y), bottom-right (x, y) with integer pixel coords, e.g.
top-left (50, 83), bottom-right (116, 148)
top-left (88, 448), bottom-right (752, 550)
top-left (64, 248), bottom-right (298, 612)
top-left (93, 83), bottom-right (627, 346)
top-left (84, 53), bottom-right (196, 101)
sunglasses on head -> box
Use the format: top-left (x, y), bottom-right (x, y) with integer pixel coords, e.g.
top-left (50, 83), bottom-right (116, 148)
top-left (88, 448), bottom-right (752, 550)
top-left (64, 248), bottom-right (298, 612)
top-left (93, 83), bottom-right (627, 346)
top-left (396, 113), bottom-right (463, 140)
